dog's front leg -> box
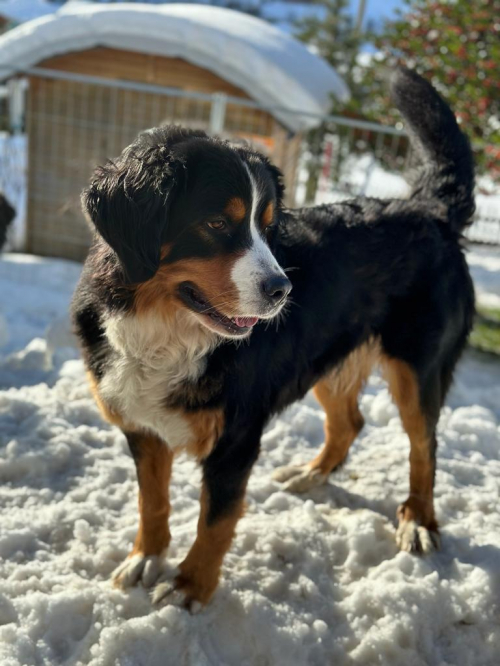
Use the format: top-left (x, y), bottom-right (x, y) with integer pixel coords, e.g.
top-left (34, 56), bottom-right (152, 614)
top-left (153, 432), bottom-right (260, 611)
top-left (112, 431), bottom-right (173, 589)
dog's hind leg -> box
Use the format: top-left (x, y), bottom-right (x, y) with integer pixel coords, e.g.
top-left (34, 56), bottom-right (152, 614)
top-left (311, 379), bottom-right (365, 472)
top-left (274, 341), bottom-right (376, 493)
top-left (382, 357), bottom-right (441, 554)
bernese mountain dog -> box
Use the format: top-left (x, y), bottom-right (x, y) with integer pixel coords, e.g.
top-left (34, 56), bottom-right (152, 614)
top-left (72, 68), bottom-right (475, 610)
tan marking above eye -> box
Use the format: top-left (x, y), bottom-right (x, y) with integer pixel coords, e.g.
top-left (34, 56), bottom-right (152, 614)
top-left (224, 197), bottom-right (246, 223)
top-left (262, 201), bottom-right (275, 228)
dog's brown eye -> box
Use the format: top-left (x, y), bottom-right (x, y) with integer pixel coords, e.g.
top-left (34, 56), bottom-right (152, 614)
top-left (207, 218), bottom-right (227, 231)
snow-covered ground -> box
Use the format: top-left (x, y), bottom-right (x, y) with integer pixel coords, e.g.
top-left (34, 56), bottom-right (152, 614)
top-left (467, 246), bottom-right (500, 310)
top-left (0, 248), bottom-right (499, 666)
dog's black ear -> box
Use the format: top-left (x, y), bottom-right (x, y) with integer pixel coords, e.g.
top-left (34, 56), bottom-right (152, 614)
top-left (82, 136), bottom-right (186, 283)
top-left (266, 161), bottom-right (285, 208)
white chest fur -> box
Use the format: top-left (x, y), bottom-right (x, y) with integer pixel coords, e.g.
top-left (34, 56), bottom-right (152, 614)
top-left (99, 312), bottom-right (217, 448)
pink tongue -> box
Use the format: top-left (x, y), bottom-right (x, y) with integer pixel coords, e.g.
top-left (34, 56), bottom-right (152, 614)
top-left (234, 316), bottom-right (259, 328)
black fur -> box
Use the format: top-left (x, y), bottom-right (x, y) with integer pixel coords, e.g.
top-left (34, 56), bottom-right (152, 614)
top-left (391, 68), bottom-right (475, 232)
top-left (82, 127), bottom-right (283, 284)
top-left (0, 192), bottom-right (15, 251)
top-left (72, 68), bottom-right (475, 571)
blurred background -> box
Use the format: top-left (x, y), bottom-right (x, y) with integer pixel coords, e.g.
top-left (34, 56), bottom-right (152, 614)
top-left (0, 0), bottom-right (498, 256)
top-left (0, 0), bottom-right (498, 353)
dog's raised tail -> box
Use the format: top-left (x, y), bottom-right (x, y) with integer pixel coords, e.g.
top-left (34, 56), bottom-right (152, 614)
top-left (391, 67), bottom-right (475, 233)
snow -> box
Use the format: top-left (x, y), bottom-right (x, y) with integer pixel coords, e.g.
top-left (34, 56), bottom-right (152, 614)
top-left (467, 244), bottom-right (500, 310)
top-left (0, 3), bottom-right (349, 132)
top-left (0, 247), bottom-right (499, 665)
top-left (0, 254), bottom-right (80, 360)
top-left (300, 150), bottom-right (500, 246)
top-left (0, 0), bottom-right (400, 35)
top-left (315, 153), bottom-right (411, 202)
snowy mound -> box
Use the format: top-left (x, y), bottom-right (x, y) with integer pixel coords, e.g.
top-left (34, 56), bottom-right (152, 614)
top-left (0, 3), bottom-right (349, 131)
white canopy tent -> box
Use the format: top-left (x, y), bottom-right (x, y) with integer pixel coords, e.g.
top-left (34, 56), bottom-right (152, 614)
top-left (0, 2), bottom-right (349, 131)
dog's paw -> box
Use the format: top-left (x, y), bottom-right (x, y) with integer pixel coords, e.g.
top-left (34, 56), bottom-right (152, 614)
top-left (151, 568), bottom-right (209, 614)
top-left (396, 519), bottom-right (440, 554)
top-left (273, 464), bottom-right (328, 493)
top-left (152, 582), bottom-right (203, 615)
top-left (112, 553), bottom-right (162, 589)
top-left (272, 464), bottom-right (307, 483)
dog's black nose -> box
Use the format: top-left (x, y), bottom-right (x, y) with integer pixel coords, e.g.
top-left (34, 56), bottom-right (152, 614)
top-left (261, 275), bottom-right (292, 304)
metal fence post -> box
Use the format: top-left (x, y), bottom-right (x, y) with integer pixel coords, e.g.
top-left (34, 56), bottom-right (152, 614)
top-left (7, 78), bottom-right (24, 134)
top-left (209, 93), bottom-right (227, 135)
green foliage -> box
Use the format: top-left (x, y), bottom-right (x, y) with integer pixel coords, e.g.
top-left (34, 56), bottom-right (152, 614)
top-left (365, 0), bottom-right (500, 182)
top-left (295, 0), bottom-right (362, 93)
top-left (470, 305), bottom-right (500, 355)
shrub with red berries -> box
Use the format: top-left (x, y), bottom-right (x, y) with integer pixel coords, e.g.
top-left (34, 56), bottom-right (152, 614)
top-left (368, 0), bottom-right (500, 184)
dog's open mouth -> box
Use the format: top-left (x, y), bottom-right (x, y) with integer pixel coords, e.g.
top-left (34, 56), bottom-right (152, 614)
top-left (178, 282), bottom-right (259, 337)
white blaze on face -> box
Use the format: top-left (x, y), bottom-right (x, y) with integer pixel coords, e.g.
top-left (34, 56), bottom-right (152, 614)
top-left (231, 163), bottom-right (288, 317)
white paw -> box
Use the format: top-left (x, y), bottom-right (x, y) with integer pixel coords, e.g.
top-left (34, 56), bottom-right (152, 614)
top-left (396, 520), bottom-right (440, 554)
top-left (151, 569), bottom-right (203, 614)
top-left (112, 553), bottom-right (162, 589)
top-left (273, 464), bottom-right (328, 493)
top-left (272, 464), bottom-right (308, 483)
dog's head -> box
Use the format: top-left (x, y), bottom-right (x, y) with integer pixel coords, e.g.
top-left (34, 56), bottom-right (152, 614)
top-left (83, 126), bottom-right (291, 339)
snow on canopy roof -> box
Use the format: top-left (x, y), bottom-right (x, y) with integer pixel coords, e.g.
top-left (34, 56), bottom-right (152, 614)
top-left (0, 3), bottom-right (349, 131)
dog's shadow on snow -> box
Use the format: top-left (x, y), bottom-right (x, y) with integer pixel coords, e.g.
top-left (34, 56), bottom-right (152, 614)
top-left (299, 477), bottom-right (400, 523)
top-left (435, 536), bottom-right (500, 607)
top-left (293, 480), bottom-right (500, 614)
